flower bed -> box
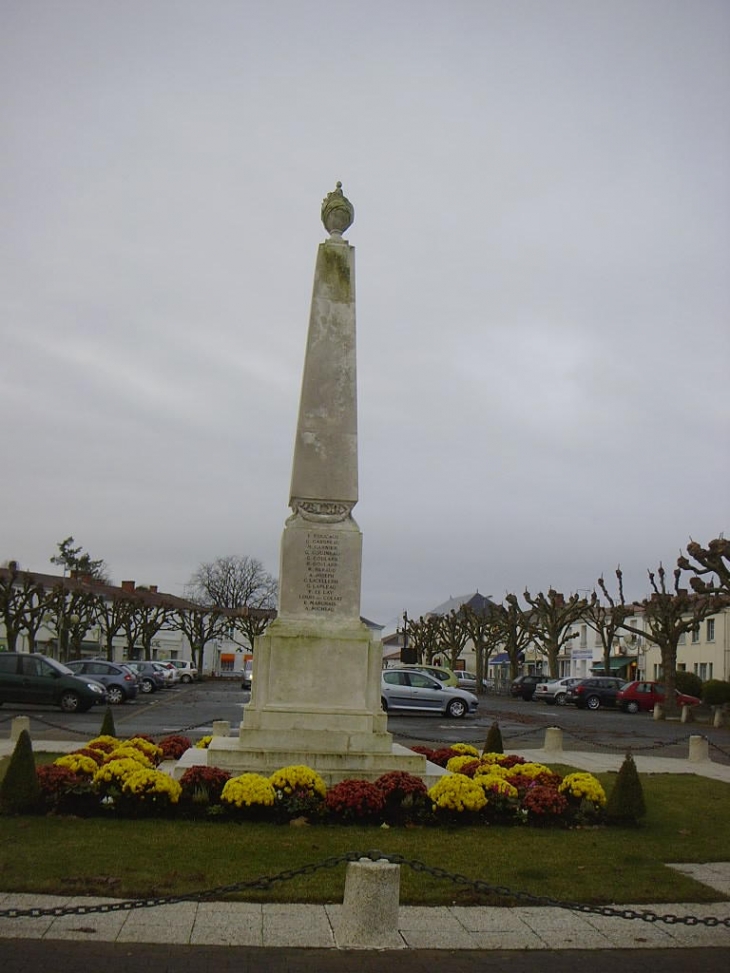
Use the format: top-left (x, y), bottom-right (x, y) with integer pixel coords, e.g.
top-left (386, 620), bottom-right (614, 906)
top-left (25, 735), bottom-right (609, 828)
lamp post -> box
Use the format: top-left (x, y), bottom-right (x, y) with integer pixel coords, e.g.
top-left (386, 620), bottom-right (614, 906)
top-left (57, 611), bottom-right (80, 662)
top-left (400, 610), bottom-right (417, 664)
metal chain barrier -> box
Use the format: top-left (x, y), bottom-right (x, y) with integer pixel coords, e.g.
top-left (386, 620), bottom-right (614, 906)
top-left (708, 738), bottom-right (730, 760)
top-left (557, 727), bottom-right (696, 753)
top-left (0, 850), bottom-right (727, 928)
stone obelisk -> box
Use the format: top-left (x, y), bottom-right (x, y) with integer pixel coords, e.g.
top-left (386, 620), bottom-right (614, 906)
top-left (205, 184), bottom-right (430, 783)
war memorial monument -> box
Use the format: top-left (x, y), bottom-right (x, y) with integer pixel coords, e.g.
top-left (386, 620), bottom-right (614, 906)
top-left (206, 185), bottom-right (437, 784)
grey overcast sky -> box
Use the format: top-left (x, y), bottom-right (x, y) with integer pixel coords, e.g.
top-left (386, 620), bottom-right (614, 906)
top-left (2, 1), bottom-right (728, 633)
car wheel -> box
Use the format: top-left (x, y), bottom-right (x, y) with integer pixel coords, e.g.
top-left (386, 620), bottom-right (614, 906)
top-left (381, 697), bottom-right (388, 712)
top-left (140, 678), bottom-right (155, 694)
top-left (555, 693), bottom-right (567, 706)
top-left (626, 701), bottom-right (640, 714)
top-left (59, 691), bottom-right (82, 713)
top-left (586, 695), bottom-right (601, 710)
top-left (446, 698), bottom-right (467, 718)
top-left (181, 674), bottom-right (193, 684)
top-left (106, 685), bottom-right (125, 705)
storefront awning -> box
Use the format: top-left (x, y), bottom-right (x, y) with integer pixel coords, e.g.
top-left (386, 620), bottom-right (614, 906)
top-left (590, 655), bottom-right (636, 671)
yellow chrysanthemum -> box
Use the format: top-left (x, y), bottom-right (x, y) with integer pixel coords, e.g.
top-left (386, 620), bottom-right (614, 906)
top-left (195, 735), bottom-right (213, 749)
top-left (122, 768), bottom-right (182, 803)
top-left (106, 746), bottom-right (153, 767)
top-left (428, 775), bottom-right (487, 813)
top-left (475, 774), bottom-right (518, 799)
top-left (53, 753), bottom-right (98, 777)
top-left (446, 755), bottom-right (480, 774)
top-left (221, 773), bottom-right (276, 808)
top-left (125, 737), bottom-right (163, 763)
top-left (270, 765), bottom-right (326, 797)
top-left (450, 743), bottom-right (480, 757)
top-left (558, 772), bottom-right (607, 806)
top-left (93, 757), bottom-right (144, 788)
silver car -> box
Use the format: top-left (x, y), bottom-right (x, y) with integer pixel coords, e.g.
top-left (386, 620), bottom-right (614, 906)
top-left (381, 668), bottom-right (478, 719)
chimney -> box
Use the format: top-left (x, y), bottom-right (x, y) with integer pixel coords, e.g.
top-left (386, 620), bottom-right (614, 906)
top-left (121, 580), bottom-right (135, 592)
top-left (149, 585), bottom-right (158, 594)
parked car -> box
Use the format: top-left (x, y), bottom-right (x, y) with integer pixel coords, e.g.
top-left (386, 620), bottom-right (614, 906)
top-left (167, 660), bottom-right (198, 683)
top-left (400, 664), bottom-right (458, 687)
top-left (533, 676), bottom-right (582, 706)
top-left (616, 681), bottom-right (701, 714)
top-left (509, 674), bottom-right (543, 701)
top-left (66, 659), bottom-right (139, 704)
top-left (381, 668), bottom-right (478, 718)
top-left (153, 661), bottom-right (179, 685)
top-left (124, 661), bottom-right (167, 693)
top-left (0, 652), bottom-right (107, 713)
top-left (564, 676), bottom-right (626, 710)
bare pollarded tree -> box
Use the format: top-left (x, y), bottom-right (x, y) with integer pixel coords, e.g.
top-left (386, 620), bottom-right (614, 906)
top-left (600, 564), bottom-right (722, 715)
top-left (678, 536), bottom-right (730, 597)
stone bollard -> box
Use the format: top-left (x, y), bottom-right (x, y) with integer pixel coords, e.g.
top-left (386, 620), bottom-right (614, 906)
top-left (336, 857), bottom-right (404, 949)
top-left (211, 720), bottom-right (230, 738)
top-left (543, 726), bottom-right (564, 753)
top-left (11, 716), bottom-right (31, 743)
top-left (653, 703), bottom-right (664, 721)
top-left (680, 704), bottom-right (693, 724)
top-left (688, 735), bottom-right (710, 763)
top-left (713, 707), bottom-right (726, 729)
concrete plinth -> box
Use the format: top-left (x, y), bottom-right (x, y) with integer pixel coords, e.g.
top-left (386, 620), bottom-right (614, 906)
top-left (688, 735), bottom-right (710, 763)
top-left (335, 858), bottom-right (404, 949)
top-left (11, 717), bottom-right (31, 742)
top-left (543, 726), bottom-right (563, 752)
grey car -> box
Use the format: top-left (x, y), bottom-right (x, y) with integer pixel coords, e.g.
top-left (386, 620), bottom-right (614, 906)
top-left (381, 668), bottom-right (479, 719)
top-left (124, 661), bottom-right (167, 693)
top-left (66, 660), bottom-right (139, 704)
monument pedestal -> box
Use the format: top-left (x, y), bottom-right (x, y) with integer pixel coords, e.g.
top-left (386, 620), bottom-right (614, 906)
top-left (206, 615), bottom-right (432, 784)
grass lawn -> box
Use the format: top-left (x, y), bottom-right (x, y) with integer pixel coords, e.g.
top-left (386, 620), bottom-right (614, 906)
top-left (1, 754), bottom-right (729, 906)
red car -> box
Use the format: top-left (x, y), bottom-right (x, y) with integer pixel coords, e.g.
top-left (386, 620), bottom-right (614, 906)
top-left (616, 680), bottom-right (701, 714)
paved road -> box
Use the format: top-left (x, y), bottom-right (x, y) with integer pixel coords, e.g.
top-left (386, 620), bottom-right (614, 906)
top-left (0, 940), bottom-right (728, 972)
top-left (1, 681), bottom-right (728, 764)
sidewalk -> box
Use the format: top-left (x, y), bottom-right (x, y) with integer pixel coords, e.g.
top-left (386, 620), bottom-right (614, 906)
top-left (2, 734), bottom-right (730, 950)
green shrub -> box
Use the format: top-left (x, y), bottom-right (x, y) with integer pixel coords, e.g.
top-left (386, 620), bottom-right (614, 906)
top-left (482, 721), bottom-right (504, 755)
top-left (606, 752), bottom-right (646, 826)
top-left (0, 730), bottom-right (41, 814)
top-left (674, 671), bottom-right (703, 698)
top-left (701, 679), bottom-right (730, 707)
top-left (99, 706), bottom-right (117, 738)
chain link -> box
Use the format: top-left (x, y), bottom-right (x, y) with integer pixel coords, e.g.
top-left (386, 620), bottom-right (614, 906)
top-left (0, 850), bottom-right (727, 928)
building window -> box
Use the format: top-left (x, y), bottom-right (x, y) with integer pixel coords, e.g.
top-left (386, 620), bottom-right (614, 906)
top-left (694, 662), bottom-right (713, 681)
top-left (579, 625), bottom-right (587, 648)
top-left (707, 619), bottom-right (715, 642)
top-left (678, 632), bottom-right (686, 645)
top-left (691, 627), bottom-right (700, 644)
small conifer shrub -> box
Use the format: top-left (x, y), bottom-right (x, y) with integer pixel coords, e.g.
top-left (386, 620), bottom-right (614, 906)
top-left (0, 730), bottom-right (41, 814)
top-left (99, 706), bottom-right (117, 738)
top-left (482, 721), bottom-right (504, 755)
top-left (606, 752), bottom-right (646, 826)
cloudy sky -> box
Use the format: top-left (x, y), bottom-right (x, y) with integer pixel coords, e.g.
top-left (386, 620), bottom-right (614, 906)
top-left (2, 1), bottom-right (728, 633)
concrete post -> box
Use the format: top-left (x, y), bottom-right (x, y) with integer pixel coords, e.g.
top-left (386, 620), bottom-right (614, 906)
top-left (211, 720), bottom-right (230, 738)
top-left (680, 704), bottom-right (693, 723)
top-left (688, 735), bottom-right (710, 763)
top-left (336, 857), bottom-right (404, 949)
top-left (713, 707), bottom-right (726, 729)
top-left (653, 703), bottom-right (664, 721)
top-left (543, 726), bottom-right (563, 752)
top-left (11, 716), bottom-right (31, 742)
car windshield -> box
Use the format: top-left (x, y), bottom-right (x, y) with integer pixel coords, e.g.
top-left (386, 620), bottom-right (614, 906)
top-left (44, 657), bottom-right (74, 676)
